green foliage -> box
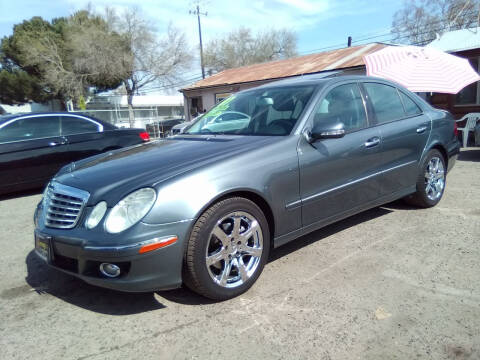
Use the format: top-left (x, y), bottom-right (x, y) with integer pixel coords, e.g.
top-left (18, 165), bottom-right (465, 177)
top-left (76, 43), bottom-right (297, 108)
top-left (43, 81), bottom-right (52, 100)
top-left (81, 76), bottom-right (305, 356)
top-left (77, 95), bottom-right (87, 110)
top-left (0, 69), bottom-right (48, 104)
top-left (0, 11), bottom-right (129, 105)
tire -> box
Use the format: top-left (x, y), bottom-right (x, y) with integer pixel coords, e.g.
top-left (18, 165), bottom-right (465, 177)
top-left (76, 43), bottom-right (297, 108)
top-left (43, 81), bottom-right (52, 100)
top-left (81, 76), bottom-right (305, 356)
top-left (405, 149), bottom-right (446, 208)
top-left (183, 197), bottom-right (270, 300)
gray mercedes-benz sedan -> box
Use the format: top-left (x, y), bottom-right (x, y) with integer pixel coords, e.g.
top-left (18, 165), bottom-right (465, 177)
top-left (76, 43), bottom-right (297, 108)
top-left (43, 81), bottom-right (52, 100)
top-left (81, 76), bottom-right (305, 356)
top-left (34, 75), bottom-right (460, 300)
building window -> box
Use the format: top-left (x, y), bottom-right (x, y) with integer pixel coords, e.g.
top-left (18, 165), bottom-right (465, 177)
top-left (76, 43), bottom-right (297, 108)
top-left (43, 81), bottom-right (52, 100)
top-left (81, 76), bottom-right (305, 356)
top-left (215, 92), bottom-right (232, 104)
top-left (456, 57), bottom-right (480, 105)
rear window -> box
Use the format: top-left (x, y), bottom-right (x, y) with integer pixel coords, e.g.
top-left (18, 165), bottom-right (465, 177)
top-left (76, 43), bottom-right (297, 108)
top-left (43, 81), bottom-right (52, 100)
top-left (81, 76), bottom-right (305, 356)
top-left (61, 116), bottom-right (100, 135)
top-left (364, 83), bottom-right (405, 124)
top-left (399, 91), bottom-right (422, 116)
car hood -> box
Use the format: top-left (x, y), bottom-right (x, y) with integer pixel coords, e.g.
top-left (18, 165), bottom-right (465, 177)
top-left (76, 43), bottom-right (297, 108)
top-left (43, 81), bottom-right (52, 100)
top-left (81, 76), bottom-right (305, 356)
top-left (55, 135), bottom-right (279, 203)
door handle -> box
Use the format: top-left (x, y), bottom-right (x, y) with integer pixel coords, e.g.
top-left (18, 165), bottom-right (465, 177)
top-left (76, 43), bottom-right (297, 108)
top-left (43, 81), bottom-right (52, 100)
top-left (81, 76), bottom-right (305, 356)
top-left (364, 137), bottom-right (380, 148)
top-left (416, 126), bottom-right (428, 134)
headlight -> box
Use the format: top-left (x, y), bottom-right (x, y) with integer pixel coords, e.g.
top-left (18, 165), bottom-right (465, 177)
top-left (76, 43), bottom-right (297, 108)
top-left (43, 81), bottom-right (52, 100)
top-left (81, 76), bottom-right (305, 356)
top-left (86, 201), bottom-right (107, 229)
top-left (105, 188), bottom-right (156, 233)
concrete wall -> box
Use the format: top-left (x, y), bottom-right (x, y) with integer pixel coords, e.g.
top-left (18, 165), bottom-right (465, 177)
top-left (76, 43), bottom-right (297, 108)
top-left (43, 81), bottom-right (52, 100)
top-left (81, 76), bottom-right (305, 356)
top-left (0, 100), bottom-right (62, 114)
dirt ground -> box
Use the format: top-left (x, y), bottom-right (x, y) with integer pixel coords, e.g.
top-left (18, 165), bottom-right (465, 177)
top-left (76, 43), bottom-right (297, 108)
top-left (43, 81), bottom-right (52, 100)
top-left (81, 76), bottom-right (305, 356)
top-left (0, 148), bottom-right (479, 360)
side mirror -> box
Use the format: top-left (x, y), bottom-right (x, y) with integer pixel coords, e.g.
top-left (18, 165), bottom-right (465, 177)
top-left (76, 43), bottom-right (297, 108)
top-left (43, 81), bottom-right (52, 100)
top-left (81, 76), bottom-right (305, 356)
top-left (308, 120), bottom-right (345, 142)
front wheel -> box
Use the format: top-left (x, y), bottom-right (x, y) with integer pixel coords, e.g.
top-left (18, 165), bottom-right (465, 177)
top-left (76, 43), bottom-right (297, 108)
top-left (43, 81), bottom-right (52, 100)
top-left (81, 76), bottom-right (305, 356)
top-left (183, 197), bottom-right (270, 300)
top-left (405, 149), bottom-right (446, 208)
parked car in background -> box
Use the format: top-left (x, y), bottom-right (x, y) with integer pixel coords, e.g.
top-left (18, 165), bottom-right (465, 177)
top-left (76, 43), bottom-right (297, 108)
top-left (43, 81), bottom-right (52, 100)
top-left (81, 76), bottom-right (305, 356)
top-left (199, 111), bottom-right (251, 133)
top-left (34, 75), bottom-right (459, 300)
top-left (0, 112), bottom-right (149, 195)
top-left (171, 120), bottom-right (194, 135)
top-left (146, 118), bottom-right (183, 138)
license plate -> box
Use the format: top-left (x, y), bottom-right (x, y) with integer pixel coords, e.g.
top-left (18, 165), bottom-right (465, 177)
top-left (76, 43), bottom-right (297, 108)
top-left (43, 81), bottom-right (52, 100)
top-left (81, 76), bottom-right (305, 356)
top-left (35, 233), bottom-right (50, 261)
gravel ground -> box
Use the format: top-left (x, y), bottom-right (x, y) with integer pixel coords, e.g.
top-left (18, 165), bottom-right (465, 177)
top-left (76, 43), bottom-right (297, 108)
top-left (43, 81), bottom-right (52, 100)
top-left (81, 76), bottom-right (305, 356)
top-left (0, 148), bottom-right (479, 360)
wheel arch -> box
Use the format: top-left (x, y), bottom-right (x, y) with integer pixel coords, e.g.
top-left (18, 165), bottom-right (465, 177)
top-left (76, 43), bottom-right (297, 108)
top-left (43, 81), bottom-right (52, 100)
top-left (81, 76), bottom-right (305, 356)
top-left (425, 142), bottom-right (448, 168)
top-left (193, 189), bottom-right (276, 243)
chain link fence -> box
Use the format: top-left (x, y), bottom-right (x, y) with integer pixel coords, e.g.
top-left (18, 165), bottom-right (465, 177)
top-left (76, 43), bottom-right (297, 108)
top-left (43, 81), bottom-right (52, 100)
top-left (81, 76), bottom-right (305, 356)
top-left (72, 107), bottom-right (185, 138)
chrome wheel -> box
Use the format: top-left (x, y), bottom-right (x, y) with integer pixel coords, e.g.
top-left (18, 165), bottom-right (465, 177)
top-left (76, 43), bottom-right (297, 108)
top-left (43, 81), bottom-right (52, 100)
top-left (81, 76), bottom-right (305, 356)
top-left (424, 156), bottom-right (445, 201)
top-left (205, 211), bottom-right (263, 288)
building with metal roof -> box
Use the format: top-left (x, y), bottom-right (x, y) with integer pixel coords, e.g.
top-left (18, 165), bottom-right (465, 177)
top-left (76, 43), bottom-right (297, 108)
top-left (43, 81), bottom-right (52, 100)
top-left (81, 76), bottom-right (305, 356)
top-left (427, 27), bottom-right (480, 53)
top-left (427, 27), bottom-right (480, 121)
top-left (180, 42), bottom-right (387, 120)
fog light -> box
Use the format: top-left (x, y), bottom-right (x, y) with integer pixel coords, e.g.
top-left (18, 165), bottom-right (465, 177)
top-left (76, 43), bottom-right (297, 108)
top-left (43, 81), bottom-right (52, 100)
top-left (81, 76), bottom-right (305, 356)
top-left (99, 263), bottom-right (121, 278)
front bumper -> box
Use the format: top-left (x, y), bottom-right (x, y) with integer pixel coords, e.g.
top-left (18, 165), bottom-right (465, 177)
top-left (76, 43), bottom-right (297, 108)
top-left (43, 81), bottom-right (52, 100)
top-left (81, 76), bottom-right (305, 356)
top-left (34, 204), bottom-right (193, 292)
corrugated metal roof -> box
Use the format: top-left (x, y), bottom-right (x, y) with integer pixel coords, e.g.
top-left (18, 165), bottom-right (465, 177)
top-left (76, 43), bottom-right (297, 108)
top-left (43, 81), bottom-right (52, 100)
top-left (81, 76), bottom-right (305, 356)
top-left (182, 42), bottom-right (388, 91)
top-left (427, 27), bottom-right (480, 53)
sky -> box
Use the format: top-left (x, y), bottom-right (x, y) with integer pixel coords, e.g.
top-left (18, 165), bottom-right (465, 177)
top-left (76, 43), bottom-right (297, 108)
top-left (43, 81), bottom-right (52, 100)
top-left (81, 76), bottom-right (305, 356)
top-left (0, 0), bottom-right (405, 91)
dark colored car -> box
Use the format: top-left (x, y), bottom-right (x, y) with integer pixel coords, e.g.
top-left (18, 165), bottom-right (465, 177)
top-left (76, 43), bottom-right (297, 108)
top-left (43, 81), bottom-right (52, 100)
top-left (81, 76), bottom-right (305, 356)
top-left (34, 75), bottom-right (460, 300)
top-left (0, 112), bottom-right (149, 194)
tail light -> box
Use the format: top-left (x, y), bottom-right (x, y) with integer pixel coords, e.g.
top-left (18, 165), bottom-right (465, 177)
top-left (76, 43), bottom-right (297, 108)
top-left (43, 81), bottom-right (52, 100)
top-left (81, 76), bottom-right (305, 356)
top-left (139, 131), bottom-right (150, 142)
top-left (453, 121), bottom-right (458, 137)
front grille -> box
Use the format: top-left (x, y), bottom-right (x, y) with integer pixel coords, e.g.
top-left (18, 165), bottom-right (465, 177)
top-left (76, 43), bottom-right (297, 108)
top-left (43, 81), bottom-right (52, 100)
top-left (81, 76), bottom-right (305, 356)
top-left (43, 181), bottom-right (90, 229)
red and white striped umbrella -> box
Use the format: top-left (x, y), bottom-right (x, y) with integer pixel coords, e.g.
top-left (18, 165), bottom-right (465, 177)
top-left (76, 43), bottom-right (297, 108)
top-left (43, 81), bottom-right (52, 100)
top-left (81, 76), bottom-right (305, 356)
top-left (363, 45), bottom-right (480, 94)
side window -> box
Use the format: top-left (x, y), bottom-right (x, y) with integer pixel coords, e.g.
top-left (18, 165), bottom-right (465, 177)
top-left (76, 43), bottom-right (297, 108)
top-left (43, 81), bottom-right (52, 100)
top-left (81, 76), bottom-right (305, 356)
top-left (399, 91), bottom-right (422, 116)
top-left (313, 83), bottom-right (367, 132)
top-left (0, 116), bottom-right (60, 143)
top-left (61, 116), bottom-right (100, 135)
top-left (363, 83), bottom-right (405, 124)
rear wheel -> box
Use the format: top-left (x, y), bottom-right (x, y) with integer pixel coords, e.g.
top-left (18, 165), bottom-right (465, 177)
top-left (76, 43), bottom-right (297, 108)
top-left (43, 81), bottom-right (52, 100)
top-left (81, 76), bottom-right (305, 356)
top-left (184, 197), bottom-right (270, 300)
top-left (405, 149), bottom-right (446, 208)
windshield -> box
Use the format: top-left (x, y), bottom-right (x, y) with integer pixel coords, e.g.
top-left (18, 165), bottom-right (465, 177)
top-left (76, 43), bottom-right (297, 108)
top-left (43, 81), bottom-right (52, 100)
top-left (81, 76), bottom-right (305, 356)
top-left (186, 85), bottom-right (316, 136)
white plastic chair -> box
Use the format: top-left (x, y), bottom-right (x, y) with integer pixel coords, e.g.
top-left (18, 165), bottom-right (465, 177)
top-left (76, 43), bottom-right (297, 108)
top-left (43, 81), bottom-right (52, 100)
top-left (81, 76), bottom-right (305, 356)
top-left (456, 113), bottom-right (480, 147)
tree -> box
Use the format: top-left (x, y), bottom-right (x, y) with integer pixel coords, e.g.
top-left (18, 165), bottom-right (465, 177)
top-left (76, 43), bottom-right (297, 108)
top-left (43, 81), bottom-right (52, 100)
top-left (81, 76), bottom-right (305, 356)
top-left (107, 8), bottom-right (193, 127)
top-left (203, 27), bottom-right (297, 73)
top-left (0, 11), bottom-right (128, 106)
top-left (0, 16), bottom-right (64, 104)
top-left (392, 0), bottom-right (480, 45)
top-left (0, 69), bottom-right (47, 104)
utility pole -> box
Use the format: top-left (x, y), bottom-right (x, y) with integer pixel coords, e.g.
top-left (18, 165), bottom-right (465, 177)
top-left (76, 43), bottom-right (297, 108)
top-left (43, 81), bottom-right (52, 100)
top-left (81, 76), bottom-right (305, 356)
top-left (190, 4), bottom-right (207, 79)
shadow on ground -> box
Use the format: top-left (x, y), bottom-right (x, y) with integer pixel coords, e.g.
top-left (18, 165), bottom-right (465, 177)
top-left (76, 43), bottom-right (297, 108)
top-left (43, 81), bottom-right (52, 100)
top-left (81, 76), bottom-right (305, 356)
top-left (268, 206), bottom-right (393, 262)
top-left (24, 204), bottom-right (401, 311)
top-left (25, 251), bottom-right (166, 315)
top-left (458, 148), bottom-right (480, 162)
top-left (0, 188), bottom-right (42, 201)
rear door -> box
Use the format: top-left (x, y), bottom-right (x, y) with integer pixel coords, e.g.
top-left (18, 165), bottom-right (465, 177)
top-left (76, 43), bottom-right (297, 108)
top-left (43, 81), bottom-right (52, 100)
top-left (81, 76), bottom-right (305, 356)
top-left (362, 82), bottom-right (431, 195)
top-left (0, 115), bottom-right (63, 189)
top-left (60, 115), bottom-right (108, 161)
top-left (298, 82), bottom-right (383, 227)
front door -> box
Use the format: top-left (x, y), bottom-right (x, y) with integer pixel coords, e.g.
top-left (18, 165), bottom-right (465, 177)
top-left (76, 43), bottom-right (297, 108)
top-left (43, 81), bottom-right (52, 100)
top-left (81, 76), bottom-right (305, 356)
top-left (0, 115), bottom-right (64, 190)
top-left (298, 82), bottom-right (383, 227)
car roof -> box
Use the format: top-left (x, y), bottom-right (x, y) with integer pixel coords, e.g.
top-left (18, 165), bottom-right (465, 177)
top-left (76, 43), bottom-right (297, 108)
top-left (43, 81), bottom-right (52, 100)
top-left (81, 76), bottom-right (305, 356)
top-left (0, 112), bottom-right (116, 129)
top-left (254, 73), bottom-right (406, 90)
